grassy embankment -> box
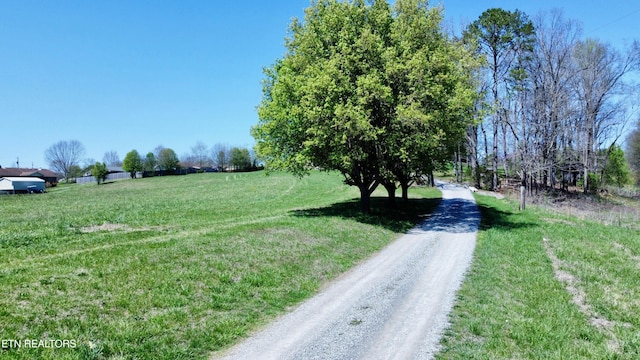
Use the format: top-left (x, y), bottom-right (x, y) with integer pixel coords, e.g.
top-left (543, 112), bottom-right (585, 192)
top-left (438, 193), bottom-right (640, 359)
top-left (0, 171), bottom-right (440, 360)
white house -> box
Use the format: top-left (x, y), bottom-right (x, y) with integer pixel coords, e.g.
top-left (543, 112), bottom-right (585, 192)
top-left (0, 177), bottom-right (46, 194)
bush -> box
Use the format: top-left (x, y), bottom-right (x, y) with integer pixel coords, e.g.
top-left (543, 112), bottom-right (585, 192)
top-left (92, 162), bottom-right (109, 184)
top-left (588, 172), bottom-right (599, 193)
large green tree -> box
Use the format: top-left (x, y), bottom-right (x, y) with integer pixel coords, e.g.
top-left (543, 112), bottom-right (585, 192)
top-left (382, 0), bottom-right (479, 202)
top-left (122, 150), bottom-right (143, 179)
top-left (157, 148), bottom-right (180, 174)
top-left (143, 152), bottom-right (157, 174)
top-left (253, 0), bottom-right (477, 212)
top-left (230, 147), bottom-right (252, 171)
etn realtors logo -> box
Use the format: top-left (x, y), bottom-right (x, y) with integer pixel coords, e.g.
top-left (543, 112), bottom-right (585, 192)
top-left (1, 339), bottom-right (77, 349)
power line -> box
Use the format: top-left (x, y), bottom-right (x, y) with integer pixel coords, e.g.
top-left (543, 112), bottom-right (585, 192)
top-left (587, 8), bottom-right (640, 34)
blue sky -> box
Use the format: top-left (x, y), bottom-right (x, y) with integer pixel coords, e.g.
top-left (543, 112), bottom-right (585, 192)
top-left (1, 1), bottom-right (639, 169)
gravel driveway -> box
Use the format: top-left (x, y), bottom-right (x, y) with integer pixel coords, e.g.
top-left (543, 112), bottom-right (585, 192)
top-left (213, 183), bottom-right (479, 360)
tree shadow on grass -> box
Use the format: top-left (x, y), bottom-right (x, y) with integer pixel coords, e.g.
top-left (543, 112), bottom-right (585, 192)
top-left (291, 197), bottom-right (442, 234)
top-left (475, 201), bottom-right (537, 232)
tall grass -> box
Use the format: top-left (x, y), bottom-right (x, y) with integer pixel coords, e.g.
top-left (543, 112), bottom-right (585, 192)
top-left (438, 194), bottom-right (640, 359)
top-left (0, 171), bottom-right (440, 359)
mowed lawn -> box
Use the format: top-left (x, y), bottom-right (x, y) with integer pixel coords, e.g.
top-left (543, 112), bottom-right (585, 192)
top-left (0, 171), bottom-right (440, 360)
top-left (438, 194), bottom-right (640, 359)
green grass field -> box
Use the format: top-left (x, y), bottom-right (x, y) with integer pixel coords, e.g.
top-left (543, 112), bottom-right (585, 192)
top-left (437, 194), bottom-right (640, 359)
top-left (4, 172), bottom-right (639, 359)
top-left (0, 171), bottom-right (440, 360)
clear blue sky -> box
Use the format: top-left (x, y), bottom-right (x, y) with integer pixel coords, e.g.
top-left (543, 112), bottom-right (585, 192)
top-left (1, 1), bottom-right (638, 169)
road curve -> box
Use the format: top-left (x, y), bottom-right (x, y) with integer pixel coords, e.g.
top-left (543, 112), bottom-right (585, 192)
top-left (212, 183), bottom-right (479, 360)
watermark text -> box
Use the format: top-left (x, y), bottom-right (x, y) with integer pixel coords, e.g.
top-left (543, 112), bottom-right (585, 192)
top-left (1, 339), bottom-right (77, 349)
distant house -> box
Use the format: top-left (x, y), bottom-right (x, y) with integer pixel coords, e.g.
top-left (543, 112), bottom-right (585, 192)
top-left (76, 165), bottom-right (135, 184)
top-left (0, 167), bottom-right (61, 186)
top-left (0, 177), bottom-right (46, 194)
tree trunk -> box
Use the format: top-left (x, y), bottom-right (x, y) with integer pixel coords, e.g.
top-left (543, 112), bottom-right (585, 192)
top-left (383, 181), bottom-right (396, 208)
top-left (493, 122), bottom-right (499, 190)
top-left (401, 182), bottom-right (410, 202)
top-left (359, 186), bottom-right (372, 214)
top-left (481, 122), bottom-right (489, 168)
top-left (467, 125), bottom-right (481, 189)
top-left (519, 169), bottom-right (526, 211)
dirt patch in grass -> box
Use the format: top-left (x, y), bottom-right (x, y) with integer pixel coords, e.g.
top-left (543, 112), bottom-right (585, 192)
top-left (613, 242), bottom-right (640, 266)
top-left (543, 238), bottom-right (627, 353)
top-left (475, 190), bottom-right (504, 199)
top-left (543, 238), bottom-right (616, 330)
top-left (80, 222), bottom-right (163, 233)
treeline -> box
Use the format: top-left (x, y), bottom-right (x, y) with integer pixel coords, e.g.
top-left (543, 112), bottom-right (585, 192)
top-left (44, 140), bottom-right (261, 183)
top-left (461, 8), bottom-right (639, 200)
top-left (120, 143), bottom-right (262, 179)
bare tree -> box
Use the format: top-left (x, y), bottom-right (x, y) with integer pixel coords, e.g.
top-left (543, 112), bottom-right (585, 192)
top-left (45, 140), bottom-right (86, 182)
top-left (191, 141), bottom-right (211, 167)
top-left (103, 150), bottom-right (122, 167)
top-left (572, 39), bottom-right (639, 192)
top-left (464, 8), bottom-right (535, 190)
top-left (528, 10), bottom-right (582, 193)
top-left (212, 143), bottom-right (230, 171)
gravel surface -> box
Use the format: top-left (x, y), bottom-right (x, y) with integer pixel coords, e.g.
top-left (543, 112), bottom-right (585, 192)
top-left (213, 183), bottom-right (479, 360)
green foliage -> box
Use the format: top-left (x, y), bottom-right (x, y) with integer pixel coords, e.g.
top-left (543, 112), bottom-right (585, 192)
top-left (627, 123), bottom-right (640, 185)
top-left (602, 145), bottom-right (631, 187)
top-left (157, 148), bottom-right (180, 173)
top-left (143, 152), bottom-right (156, 173)
top-left (230, 147), bottom-right (252, 171)
top-left (253, 0), bottom-right (478, 212)
top-left (91, 162), bottom-right (109, 184)
top-left (588, 172), bottom-right (600, 193)
top-left (122, 149), bottom-right (143, 179)
top-left (464, 8), bottom-right (535, 56)
top-left (68, 164), bottom-right (84, 179)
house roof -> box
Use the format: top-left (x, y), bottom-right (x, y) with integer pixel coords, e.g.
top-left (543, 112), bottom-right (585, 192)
top-left (107, 166), bottom-right (124, 173)
top-left (0, 177), bottom-right (46, 182)
top-left (0, 168), bottom-right (61, 179)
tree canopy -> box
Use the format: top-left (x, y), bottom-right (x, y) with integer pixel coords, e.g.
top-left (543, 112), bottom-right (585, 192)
top-left (123, 150), bottom-right (143, 179)
top-left (464, 7), bottom-right (535, 191)
top-left (253, 0), bottom-right (478, 212)
top-left (461, 8), bottom-right (638, 200)
top-left (602, 145), bottom-right (631, 187)
top-left (230, 147), bottom-right (252, 171)
top-left (157, 148), bottom-right (180, 173)
top-left (92, 162), bottom-right (109, 185)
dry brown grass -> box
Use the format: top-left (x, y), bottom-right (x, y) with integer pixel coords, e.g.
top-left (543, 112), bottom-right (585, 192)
top-left (500, 185), bottom-right (640, 229)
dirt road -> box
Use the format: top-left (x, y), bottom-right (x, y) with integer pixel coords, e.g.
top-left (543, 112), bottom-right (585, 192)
top-left (213, 183), bottom-right (479, 360)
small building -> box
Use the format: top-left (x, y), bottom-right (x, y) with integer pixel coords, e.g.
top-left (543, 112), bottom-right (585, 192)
top-left (0, 177), bottom-right (46, 194)
top-left (0, 168), bottom-right (61, 185)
